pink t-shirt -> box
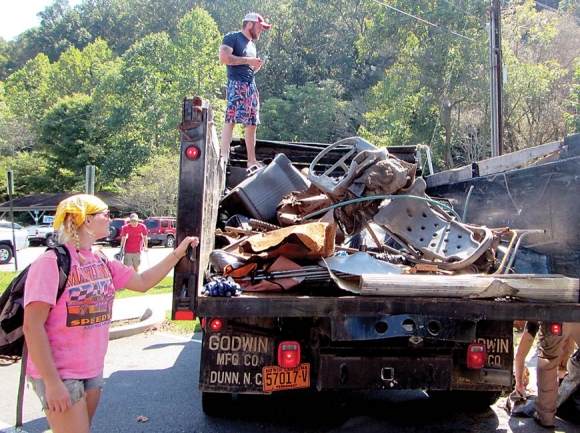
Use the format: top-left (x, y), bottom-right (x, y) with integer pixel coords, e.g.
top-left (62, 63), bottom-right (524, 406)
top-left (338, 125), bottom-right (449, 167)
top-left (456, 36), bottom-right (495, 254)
top-left (24, 244), bottom-right (134, 379)
top-left (121, 223), bottom-right (148, 253)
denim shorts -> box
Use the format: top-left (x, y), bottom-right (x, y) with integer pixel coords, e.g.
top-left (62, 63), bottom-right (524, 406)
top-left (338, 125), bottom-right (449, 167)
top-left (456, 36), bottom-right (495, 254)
top-left (28, 372), bottom-right (104, 410)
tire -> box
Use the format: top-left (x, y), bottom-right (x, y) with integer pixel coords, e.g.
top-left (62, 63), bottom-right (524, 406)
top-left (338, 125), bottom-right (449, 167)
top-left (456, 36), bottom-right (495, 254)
top-left (428, 390), bottom-right (501, 412)
top-left (0, 244), bottom-right (14, 265)
top-left (45, 233), bottom-right (57, 248)
top-left (108, 226), bottom-right (118, 240)
top-left (201, 392), bottom-right (233, 416)
top-left (164, 235), bottom-right (175, 248)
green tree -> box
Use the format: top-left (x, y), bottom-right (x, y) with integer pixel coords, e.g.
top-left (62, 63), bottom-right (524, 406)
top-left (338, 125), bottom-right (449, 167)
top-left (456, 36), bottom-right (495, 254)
top-left (0, 152), bottom-right (51, 202)
top-left (123, 152), bottom-right (179, 217)
top-left (359, 1), bottom-right (489, 169)
top-left (48, 38), bottom-right (117, 99)
top-left (565, 59), bottom-right (580, 132)
top-left (39, 93), bottom-right (106, 191)
top-left (3, 54), bottom-right (53, 122)
top-left (260, 81), bottom-right (354, 142)
top-left (172, 8), bottom-right (226, 112)
top-left (501, 0), bottom-right (579, 151)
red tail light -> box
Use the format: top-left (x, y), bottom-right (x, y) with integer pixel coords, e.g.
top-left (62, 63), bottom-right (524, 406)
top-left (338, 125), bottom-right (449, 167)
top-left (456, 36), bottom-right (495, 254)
top-left (277, 341), bottom-right (301, 368)
top-left (209, 318), bottom-right (223, 332)
top-left (185, 146), bottom-right (200, 160)
top-left (174, 310), bottom-right (194, 320)
top-left (467, 342), bottom-right (486, 369)
top-left (550, 323), bottom-right (562, 336)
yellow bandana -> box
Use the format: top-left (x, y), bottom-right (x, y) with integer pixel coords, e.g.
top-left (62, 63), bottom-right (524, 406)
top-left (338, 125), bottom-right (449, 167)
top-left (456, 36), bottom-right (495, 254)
top-left (53, 194), bottom-right (108, 230)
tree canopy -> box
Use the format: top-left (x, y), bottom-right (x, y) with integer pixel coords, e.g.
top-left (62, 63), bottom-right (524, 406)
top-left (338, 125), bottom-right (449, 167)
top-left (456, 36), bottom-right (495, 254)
top-left (0, 0), bottom-right (579, 216)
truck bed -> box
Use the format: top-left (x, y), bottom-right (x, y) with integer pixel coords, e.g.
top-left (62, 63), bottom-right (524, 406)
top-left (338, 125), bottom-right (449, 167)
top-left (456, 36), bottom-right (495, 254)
top-left (173, 97), bottom-right (580, 324)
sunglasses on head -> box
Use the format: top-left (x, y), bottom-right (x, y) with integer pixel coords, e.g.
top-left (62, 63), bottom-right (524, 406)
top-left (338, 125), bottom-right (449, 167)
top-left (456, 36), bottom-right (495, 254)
top-left (90, 210), bottom-right (110, 219)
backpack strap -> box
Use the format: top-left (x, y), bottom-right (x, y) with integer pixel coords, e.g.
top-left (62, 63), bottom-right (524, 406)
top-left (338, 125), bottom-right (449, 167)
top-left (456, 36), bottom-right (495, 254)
top-left (16, 343), bottom-right (27, 428)
top-left (50, 244), bottom-right (72, 300)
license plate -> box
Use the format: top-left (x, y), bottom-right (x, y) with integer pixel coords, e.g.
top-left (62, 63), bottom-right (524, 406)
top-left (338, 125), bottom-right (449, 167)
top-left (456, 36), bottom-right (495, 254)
top-left (262, 363), bottom-right (310, 392)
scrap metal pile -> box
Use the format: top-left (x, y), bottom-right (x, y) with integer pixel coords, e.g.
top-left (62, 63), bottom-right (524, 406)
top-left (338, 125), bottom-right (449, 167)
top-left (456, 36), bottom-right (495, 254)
top-left (207, 137), bottom-right (571, 299)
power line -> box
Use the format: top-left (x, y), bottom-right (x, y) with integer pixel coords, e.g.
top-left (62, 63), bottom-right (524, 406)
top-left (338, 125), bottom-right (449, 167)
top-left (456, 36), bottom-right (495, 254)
top-left (440, 0), bottom-right (487, 25)
top-left (369, 0), bottom-right (476, 42)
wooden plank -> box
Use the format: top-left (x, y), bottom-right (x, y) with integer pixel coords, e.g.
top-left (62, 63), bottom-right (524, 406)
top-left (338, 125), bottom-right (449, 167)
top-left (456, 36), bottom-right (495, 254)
top-left (424, 165), bottom-right (473, 188)
top-left (424, 140), bottom-right (562, 188)
top-left (359, 274), bottom-right (579, 303)
top-left (476, 140), bottom-right (562, 177)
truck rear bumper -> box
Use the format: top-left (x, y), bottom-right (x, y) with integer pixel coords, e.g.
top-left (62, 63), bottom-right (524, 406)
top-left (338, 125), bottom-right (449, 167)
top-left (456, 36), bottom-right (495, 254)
top-left (317, 356), bottom-right (512, 390)
top-left (318, 355), bottom-right (453, 390)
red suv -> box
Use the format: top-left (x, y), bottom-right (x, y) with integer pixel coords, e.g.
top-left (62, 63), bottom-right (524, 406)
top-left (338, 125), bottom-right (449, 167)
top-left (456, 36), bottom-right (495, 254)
top-left (143, 217), bottom-right (177, 248)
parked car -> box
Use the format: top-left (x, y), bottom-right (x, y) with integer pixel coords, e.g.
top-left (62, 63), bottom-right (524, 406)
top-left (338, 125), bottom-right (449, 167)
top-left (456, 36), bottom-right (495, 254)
top-left (143, 217), bottom-right (177, 248)
top-left (26, 224), bottom-right (57, 247)
top-left (103, 217), bottom-right (144, 247)
top-left (104, 218), bottom-right (128, 248)
top-left (0, 222), bottom-right (29, 264)
top-left (0, 221), bottom-right (24, 230)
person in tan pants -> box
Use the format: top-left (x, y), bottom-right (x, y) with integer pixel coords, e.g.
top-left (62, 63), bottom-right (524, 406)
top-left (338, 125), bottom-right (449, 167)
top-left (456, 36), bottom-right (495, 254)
top-left (535, 322), bottom-right (580, 428)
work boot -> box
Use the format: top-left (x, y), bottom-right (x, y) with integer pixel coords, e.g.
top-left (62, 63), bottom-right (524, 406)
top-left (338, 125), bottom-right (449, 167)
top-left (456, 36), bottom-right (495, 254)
top-left (533, 411), bottom-right (555, 429)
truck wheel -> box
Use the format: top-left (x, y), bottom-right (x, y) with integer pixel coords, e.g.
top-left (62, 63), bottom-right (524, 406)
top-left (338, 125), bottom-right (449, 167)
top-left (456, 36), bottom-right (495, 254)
top-left (164, 235), bottom-right (175, 248)
top-left (0, 244), bottom-right (14, 265)
top-left (428, 390), bottom-right (501, 412)
top-left (46, 233), bottom-right (57, 248)
top-left (201, 392), bottom-right (233, 416)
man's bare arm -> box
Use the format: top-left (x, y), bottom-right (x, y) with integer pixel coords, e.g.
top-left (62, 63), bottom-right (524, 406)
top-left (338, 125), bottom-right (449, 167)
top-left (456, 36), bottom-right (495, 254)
top-left (219, 44), bottom-right (263, 68)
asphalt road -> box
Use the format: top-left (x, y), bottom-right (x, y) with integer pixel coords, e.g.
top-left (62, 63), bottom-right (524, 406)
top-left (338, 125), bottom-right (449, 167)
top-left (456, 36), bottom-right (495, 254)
top-left (3, 330), bottom-right (580, 433)
top-left (2, 247), bottom-right (580, 432)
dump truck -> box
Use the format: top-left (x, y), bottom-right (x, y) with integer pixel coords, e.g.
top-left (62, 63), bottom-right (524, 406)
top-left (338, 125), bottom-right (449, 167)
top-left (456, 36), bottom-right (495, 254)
top-left (172, 96), bottom-right (580, 414)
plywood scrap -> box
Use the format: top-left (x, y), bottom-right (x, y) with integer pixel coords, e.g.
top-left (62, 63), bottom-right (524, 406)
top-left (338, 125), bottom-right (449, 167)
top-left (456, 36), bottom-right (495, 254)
top-left (240, 222), bottom-right (335, 260)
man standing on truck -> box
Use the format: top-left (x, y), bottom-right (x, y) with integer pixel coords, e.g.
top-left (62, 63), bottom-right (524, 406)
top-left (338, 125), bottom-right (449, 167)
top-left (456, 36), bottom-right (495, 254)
top-left (119, 213), bottom-right (148, 271)
top-left (219, 12), bottom-right (270, 171)
top-left (534, 322), bottom-right (580, 428)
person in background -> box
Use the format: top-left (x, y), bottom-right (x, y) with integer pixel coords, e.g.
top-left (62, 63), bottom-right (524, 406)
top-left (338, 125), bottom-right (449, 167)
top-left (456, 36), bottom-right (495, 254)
top-left (534, 322), bottom-right (580, 428)
top-left (119, 213), bottom-right (148, 271)
top-left (23, 194), bottom-right (198, 433)
top-left (514, 321), bottom-right (575, 399)
top-left (219, 12), bottom-right (270, 171)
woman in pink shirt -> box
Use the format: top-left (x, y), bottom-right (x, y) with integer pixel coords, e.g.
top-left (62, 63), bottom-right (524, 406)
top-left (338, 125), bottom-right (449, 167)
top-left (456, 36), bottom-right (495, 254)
top-left (23, 194), bottom-right (198, 433)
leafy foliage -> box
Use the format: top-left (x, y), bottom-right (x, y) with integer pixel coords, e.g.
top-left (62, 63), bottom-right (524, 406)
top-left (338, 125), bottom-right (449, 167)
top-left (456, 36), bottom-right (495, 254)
top-left (0, 0), bottom-right (578, 212)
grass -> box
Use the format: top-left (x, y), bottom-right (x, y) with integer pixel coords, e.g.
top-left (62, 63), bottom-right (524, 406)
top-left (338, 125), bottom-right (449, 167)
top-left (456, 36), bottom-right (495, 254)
top-left (0, 271), bottom-right (19, 292)
top-left (115, 277), bottom-right (174, 299)
top-left (1, 273), bottom-right (201, 333)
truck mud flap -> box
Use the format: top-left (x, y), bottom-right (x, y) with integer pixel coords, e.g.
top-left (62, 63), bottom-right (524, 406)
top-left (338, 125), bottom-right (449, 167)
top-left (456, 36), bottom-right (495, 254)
top-left (318, 355), bottom-right (453, 390)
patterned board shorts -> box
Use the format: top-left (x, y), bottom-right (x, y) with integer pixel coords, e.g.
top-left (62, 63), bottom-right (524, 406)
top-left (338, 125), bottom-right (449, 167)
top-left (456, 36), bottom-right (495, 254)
top-left (225, 80), bottom-right (260, 127)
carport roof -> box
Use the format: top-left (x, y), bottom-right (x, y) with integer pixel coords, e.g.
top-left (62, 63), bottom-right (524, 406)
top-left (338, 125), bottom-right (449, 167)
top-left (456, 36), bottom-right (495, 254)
top-left (0, 192), bottom-right (125, 213)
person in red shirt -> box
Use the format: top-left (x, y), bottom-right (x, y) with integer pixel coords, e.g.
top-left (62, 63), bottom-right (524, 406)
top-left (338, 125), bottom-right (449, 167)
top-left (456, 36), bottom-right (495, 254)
top-left (119, 213), bottom-right (148, 271)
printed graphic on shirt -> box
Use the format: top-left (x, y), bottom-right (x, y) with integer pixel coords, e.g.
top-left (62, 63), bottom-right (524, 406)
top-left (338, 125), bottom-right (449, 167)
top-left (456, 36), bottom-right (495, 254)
top-left (65, 259), bottom-right (115, 328)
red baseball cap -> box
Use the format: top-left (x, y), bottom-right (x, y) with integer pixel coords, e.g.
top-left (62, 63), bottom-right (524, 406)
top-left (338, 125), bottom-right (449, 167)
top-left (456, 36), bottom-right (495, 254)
top-left (243, 12), bottom-right (271, 30)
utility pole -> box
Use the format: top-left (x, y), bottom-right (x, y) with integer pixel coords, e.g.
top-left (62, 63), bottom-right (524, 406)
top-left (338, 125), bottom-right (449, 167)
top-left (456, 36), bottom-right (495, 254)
top-left (489, 0), bottom-right (504, 157)
top-left (85, 165), bottom-right (95, 195)
top-left (6, 170), bottom-right (18, 271)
